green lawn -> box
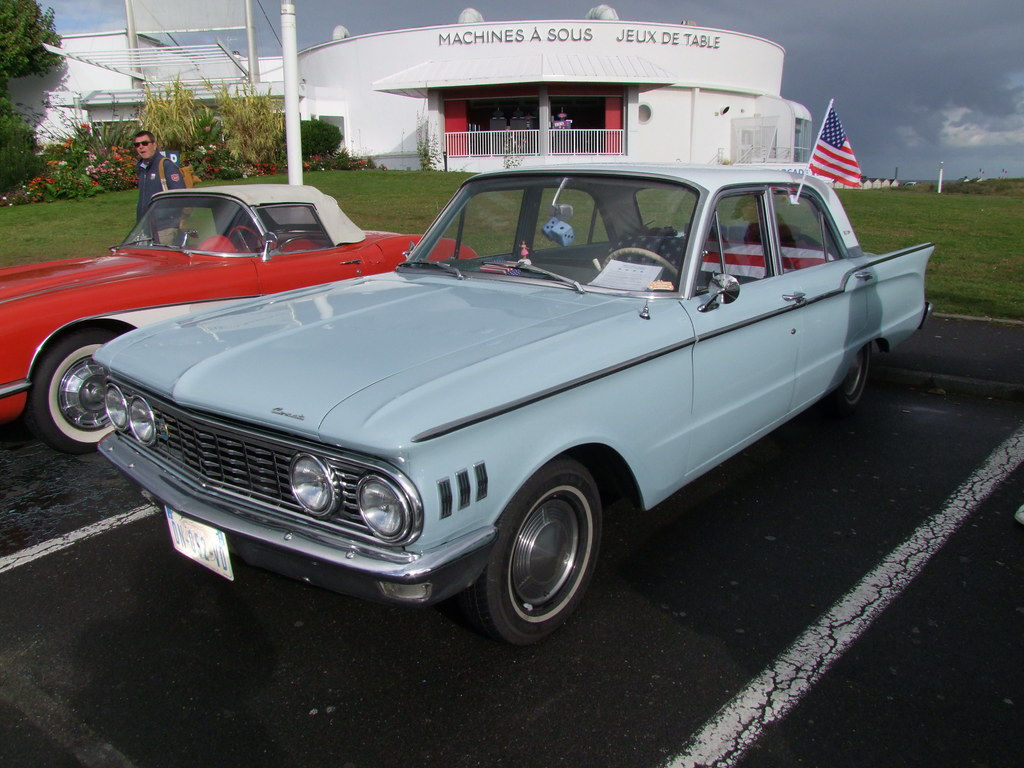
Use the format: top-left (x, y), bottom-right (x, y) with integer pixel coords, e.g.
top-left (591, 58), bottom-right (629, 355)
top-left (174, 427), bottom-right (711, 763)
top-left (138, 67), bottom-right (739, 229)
top-left (2, 171), bottom-right (1021, 320)
top-left (837, 189), bottom-right (1024, 320)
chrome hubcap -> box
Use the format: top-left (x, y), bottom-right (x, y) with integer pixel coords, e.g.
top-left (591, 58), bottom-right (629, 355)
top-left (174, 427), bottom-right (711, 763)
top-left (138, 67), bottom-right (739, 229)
top-left (510, 497), bottom-right (579, 608)
top-left (58, 356), bottom-right (110, 430)
top-left (840, 349), bottom-right (865, 397)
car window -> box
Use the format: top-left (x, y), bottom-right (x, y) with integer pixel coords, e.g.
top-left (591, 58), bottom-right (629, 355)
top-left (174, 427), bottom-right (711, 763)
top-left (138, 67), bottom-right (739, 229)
top-left (772, 190), bottom-right (845, 272)
top-left (700, 192), bottom-right (769, 288)
top-left (636, 187), bottom-right (697, 234)
top-left (414, 175), bottom-right (698, 293)
top-left (531, 187), bottom-right (607, 253)
top-left (123, 195), bottom-right (264, 254)
top-left (427, 188), bottom-right (523, 261)
top-left (255, 204), bottom-right (334, 252)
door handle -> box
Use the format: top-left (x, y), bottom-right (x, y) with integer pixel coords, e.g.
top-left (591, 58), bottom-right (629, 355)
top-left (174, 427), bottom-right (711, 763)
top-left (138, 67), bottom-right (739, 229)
top-left (783, 292), bottom-right (806, 303)
top-left (854, 271), bottom-right (873, 281)
top-left (339, 259), bottom-right (362, 266)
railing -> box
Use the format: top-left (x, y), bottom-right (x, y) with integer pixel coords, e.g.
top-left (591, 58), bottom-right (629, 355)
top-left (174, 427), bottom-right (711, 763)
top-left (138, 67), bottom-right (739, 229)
top-left (445, 129), bottom-right (624, 158)
top-left (735, 145), bottom-right (795, 164)
top-left (445, 129), bottom-right (538, 158)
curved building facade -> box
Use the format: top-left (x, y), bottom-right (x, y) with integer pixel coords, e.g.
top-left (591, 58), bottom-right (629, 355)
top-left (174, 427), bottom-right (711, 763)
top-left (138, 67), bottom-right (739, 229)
top-left (300, 14), bottom-right (812, 171)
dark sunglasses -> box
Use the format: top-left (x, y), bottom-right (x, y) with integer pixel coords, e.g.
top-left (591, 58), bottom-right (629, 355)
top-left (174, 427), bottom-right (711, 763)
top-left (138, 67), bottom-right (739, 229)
top-left (133, 140), bottom-right (152, 147)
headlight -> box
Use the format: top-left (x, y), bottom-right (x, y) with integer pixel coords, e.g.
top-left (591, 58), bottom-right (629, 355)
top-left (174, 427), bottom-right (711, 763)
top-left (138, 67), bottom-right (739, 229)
top-left (105, 385), bottom-right (128, 430)
top-left (128, 396), bottom-right (156, 444)
top-left (289, 454), bottom-right (336, 516)
top-left (357, 475), bottom-right (411, 542)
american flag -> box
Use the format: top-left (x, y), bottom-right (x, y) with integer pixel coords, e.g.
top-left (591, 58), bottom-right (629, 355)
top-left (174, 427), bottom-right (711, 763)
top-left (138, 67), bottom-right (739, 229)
top-left (809, 103), bottom-right (861, 187)
top-left (480, 261), bottom-right (522, 275)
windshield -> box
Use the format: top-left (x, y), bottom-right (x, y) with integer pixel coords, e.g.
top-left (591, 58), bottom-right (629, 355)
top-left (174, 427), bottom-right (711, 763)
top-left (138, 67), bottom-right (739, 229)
top-left (409, 174), bottom-right (698, 293)
top-left (122, 195), bottom-right (266, 254)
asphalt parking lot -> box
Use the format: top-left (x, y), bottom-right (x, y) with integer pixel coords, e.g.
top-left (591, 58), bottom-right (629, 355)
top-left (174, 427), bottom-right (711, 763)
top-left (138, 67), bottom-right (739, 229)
top-left (1, 383), bottom-right (1022, 768)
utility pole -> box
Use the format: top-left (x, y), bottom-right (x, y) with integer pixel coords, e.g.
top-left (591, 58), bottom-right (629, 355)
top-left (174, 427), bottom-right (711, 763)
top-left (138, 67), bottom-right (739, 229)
top-left (245, 0), bottom-right (261, 83)
top-left (281, 1), bottom-right (302, 185)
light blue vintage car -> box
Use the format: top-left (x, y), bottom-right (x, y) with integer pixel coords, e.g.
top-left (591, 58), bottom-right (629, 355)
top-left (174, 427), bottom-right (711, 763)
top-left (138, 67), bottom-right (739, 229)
top-left (96, 165), bottom-right (933, 644)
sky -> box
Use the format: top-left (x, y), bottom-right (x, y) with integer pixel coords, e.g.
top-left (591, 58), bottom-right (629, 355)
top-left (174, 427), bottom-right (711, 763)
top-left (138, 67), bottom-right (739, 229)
top-left (41, 0), bottom-right (1024, 180)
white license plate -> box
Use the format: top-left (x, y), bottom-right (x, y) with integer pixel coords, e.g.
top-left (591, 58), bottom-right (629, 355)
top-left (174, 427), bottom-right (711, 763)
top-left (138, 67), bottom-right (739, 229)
top-left (165, 507), bottom-right (234, 581)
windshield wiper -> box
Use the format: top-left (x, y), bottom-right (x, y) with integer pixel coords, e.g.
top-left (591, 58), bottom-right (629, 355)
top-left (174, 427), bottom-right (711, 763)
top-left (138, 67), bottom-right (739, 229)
top-left (513, 259), bottom-right (586, 294)
top-left (397, 260), bottom-right (464, 280)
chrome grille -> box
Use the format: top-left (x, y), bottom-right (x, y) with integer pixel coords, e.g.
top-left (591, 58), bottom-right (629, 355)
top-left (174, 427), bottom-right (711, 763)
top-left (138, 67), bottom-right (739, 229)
top-left (117, 384), bottom-right (374, 536)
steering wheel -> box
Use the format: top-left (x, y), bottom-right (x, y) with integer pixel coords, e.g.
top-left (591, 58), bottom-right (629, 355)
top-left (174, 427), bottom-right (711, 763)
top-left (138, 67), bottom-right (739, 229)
top-left (602, 246), bottom-right (679, 278)
top-left (226, 225), bottom-right (263, 252)
top-left (275, 234), bottom-right (330, 252)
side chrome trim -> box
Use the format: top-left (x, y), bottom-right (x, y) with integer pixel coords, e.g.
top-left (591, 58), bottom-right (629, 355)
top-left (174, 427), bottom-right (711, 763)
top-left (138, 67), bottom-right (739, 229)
top-left (0, 379), bottom-right (31, 398)
top-left (837, 243), bottom-right (934, 292)
top-left (411, 243), bottom-right (937, 444)
top-left (694, 301), bottom-right (802, 343)
top-left (411, 337), bottom-right (697, 443)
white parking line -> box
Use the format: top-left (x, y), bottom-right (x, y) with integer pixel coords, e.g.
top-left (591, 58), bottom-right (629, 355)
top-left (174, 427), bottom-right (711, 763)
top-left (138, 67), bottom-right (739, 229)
top-left (666, 423), bottom-right (1024, 768)
top-left (0, 504), bottom-right (157, 575)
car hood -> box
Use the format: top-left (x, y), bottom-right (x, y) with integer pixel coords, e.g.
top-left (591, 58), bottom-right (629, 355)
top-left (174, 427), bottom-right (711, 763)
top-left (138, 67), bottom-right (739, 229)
top-left (97, 274), bottom-right (682, 451)
top-left (0, 249), bottom-right (187, 304)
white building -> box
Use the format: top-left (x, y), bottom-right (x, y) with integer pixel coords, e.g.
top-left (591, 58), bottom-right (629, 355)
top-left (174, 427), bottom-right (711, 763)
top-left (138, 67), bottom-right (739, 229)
top-left (302, 10), bottom-right (811, 171)
top-left (9, 31), bottom-right (283, 142)
top-left (13, 6), bottom-right (810, 172)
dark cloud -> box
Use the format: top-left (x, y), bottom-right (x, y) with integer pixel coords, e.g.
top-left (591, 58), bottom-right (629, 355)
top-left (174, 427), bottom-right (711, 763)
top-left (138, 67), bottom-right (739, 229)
top-left (50, 0), bottom-right (1024, 178)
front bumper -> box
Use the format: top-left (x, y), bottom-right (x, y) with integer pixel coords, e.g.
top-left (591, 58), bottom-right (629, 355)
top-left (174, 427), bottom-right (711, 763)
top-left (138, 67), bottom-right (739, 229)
top-left (100, 433), bottom-right (495, 606)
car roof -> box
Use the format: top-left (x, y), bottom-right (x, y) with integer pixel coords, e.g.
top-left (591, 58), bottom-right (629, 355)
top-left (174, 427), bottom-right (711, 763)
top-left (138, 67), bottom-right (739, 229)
top-left (470, 162), bottom-right (830, 195)
top-left (154, 184), bottom-right (366, 245)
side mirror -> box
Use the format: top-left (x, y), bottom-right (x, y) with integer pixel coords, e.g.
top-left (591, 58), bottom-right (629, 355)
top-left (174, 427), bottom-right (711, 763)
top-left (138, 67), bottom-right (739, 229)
top-left (261, 234), bottom-right (279, 262)
top-left (698, 273), bottom-right (740, 313)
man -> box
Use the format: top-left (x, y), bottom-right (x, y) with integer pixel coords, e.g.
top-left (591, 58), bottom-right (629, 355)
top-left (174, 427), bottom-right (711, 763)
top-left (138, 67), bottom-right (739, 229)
top-left (133, 130), bottom-right (186, 222)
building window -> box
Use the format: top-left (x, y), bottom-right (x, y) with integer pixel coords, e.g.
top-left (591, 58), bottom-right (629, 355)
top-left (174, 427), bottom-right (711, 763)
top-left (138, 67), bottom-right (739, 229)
top-left (794, 118), bottom-right (812, 163)
top-left (464, 99), bottom-right (539, 131)
top-left (638, 104), bottom-right (652, 124)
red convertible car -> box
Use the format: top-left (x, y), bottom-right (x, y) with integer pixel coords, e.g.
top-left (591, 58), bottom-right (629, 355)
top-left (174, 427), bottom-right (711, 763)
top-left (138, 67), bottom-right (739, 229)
top-left (0, 184), bottom-right (417, 453)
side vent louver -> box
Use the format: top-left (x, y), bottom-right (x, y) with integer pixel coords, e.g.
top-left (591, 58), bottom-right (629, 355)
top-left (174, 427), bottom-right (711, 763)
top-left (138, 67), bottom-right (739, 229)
top-left (437, 461), bottom-right (487, 519)
top-left (474, 462), bottom-right (488, 500)
top-left (456, 469), bottom-right (471, 509)
top-left (438, 478), bottom-right (453, 519)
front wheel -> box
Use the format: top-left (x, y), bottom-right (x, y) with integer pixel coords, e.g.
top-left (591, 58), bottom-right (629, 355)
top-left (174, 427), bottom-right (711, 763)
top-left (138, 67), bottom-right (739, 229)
top-left (825, 342), bottom-right (872, 417)
top-left (459, 458), bottom-right (601, 644)
top-left (24, 327), bottom-right (120, 453)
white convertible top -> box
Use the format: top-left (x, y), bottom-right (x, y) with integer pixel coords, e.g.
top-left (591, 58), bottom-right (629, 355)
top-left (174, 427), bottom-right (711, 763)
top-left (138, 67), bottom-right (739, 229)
top-left (156, 184), bottom-right (366, 245)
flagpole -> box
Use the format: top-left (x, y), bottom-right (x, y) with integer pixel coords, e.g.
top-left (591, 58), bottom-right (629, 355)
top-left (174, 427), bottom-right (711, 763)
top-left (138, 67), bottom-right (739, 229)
top-left (792, 98), bottom-right (833, 204)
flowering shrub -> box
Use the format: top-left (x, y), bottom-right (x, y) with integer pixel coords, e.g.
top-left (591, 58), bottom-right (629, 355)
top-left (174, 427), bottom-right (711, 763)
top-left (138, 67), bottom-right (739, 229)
top-left (303, 148), bottom-right (376, 171)
top-left (245, 160), bottom-right (281, 177)
top-left (1, 121), bottom-right (378, 207)
top-left (85, 145), bottom-right (137, 191)
top-left (190, 143), bottom-right (242, 180)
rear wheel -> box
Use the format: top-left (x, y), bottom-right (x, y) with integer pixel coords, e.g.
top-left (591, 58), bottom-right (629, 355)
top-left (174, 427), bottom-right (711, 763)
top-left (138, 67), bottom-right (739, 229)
top-left (459, 458), bottom-right (601, 644)
top-left (825, 342), bottom-right (871, 417)
top-left (24, 327), bottom-right (120, 453)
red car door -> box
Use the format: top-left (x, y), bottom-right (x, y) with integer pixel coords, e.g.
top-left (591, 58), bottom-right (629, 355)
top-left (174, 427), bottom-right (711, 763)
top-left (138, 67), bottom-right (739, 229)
top-left (254, 241), bottom-right (381, 294)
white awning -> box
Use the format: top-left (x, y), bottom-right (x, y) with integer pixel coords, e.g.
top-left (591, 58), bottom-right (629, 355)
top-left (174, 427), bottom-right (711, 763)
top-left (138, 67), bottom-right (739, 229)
top-left (44, 42), bottom-right (248, 83)
top-left (373, 53), bottom-right (678, 97)
top-left (78, 81), bottom-right (286, 107)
